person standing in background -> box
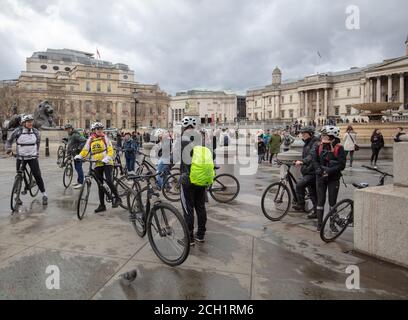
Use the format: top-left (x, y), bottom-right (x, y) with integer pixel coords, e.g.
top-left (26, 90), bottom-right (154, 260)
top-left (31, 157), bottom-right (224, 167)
top-left (343, 125), bottom-right (357, 168)
top-left (370, 129), bottom-right (384, 169)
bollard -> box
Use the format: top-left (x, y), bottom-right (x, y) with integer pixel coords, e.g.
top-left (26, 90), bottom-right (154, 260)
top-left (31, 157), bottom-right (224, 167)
top-left (45, 138), bottom-right (50, 157)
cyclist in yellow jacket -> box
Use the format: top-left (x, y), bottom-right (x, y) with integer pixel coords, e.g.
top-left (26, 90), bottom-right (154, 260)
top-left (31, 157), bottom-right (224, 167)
top-left (75, 122), bottom-right (121, 213)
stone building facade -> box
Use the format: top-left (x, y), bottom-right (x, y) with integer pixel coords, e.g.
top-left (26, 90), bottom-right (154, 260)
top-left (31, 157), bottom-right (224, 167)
top-left (246, 38), bottom-right (408, 124)
top-left (169, 90), bottom-right (238, 127)
top-left (0, 49), bottom-right (170, 130)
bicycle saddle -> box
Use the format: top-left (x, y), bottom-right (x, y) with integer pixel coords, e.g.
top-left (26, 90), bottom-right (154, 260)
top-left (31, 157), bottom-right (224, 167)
top-left (352, 182), bottom-right (369, 189)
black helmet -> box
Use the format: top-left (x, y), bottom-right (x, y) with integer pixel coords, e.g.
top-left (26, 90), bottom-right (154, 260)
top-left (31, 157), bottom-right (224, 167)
top-left (300, 126), bottom-right (315, 135)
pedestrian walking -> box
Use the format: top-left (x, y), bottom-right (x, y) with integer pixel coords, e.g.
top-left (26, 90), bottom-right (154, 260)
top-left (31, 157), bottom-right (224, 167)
top-left (370, 129), bottom-right (384, 168)
top-left (343, 125), bottom-right (358, 167)
top-left (268, 130), bottom-right (282, 164)
top-left (257, 136), bottom-right (266, 164)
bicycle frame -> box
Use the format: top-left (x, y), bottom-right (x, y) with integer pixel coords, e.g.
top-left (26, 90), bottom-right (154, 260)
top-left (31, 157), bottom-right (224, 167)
top-left (84, 161), bottom-right (113, 201)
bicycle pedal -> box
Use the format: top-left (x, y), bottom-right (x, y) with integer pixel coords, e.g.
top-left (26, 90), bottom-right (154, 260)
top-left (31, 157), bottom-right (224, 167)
top-left (21, 190), bottom-right (27, 195)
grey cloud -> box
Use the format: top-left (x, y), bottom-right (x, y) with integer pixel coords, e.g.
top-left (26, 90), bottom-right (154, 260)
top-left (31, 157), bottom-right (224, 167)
top-left (0, 0), bottom-right (407, 94)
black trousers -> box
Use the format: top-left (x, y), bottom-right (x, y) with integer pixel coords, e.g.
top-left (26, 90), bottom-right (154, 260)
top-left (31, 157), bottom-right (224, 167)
top-left (316, 177), bottom-right (340, 226)
top-left (17, 159), bottom-right (45, 193)
top-left (345, 151), bottom-right (354, 165)
top-left (295, 174), bottom-right (317, 211)
top-left (180, 182), bottom-right (207, 238)
top-left (94, 165), bottom-right (119, 206)
top-left (371, 147), bottom-right (381, 164)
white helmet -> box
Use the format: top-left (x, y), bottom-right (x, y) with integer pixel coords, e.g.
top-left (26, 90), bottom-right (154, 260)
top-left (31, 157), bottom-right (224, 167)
top-left (155, 128), bottom-right (167, 137)
top-left (320, 125), bottom-right (340, 138)
top-left (21, 114), bottom-right (34, 123)
top-left (91, 122), bottom-right (104, 130)
top-left (199, 128), bottom-right (209, 135)
top-left (181, 116), bottom-right (197, 128)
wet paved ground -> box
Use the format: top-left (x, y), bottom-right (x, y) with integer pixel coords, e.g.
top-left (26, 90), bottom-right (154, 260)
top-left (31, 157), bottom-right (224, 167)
top-left (0, 147), bottom-right (407, 300)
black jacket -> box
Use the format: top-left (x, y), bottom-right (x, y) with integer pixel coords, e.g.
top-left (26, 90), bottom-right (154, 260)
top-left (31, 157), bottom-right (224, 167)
top-left (301, 136), bottom-right (320, 176)
top-left (312, 139), bottom-right (346, 181)
top-left (394, 132), bottom-right (406, 143)
top-left (371, 134), bottom-right (384, 149)
top-left (67, 130), bottom-right (86, 156)
top-left (180, 130), bottom-right (201, 185)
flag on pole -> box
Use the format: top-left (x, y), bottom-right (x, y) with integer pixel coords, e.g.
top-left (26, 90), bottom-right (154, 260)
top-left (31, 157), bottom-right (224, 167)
top-left (96, 48), bottom-right (101, 59)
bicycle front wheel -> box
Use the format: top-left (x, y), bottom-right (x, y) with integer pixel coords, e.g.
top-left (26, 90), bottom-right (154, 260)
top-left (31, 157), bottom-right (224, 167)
top-left (77, 179), bottom-right (91, 220)
top-left (57, 146), bottom-right (65, 167)
top-left (320, 199), bottom-right (353, 243)
top-left (147, 203), bottom-right (190, 266)
top-left (28, 168), bottom-right (39, 197)
top-left (209, 174), bottom-right (240, 203)
top-left (261, 182), bottom-right (291, 221)
top-left (128, 187), bottom-right (147, 237)
top-left (114, 176), bottom-right (130, 210)
top-left (162, 173), bottom-right (181, 202)
top-left (63, 162), bottom-right (73, 189)
top-left (11, 175), bottom-right (23, 212)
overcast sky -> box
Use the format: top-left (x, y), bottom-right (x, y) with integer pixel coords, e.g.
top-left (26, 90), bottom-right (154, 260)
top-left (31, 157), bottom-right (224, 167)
top-left (0, 0), bottom-right (407, 95)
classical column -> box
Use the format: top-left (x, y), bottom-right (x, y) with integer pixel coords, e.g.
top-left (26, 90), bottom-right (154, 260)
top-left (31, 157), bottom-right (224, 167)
top-left (316, 90), bottom-right (320, 120)
top-left (361, 83), bottom-right (365, 103)
top-left (369, 78), bottom-right (373, 103)
top-left (400, 73), bottom-right (405, 107)
top-left (298, 92), bottom-right (302, 118)
top-left (304, 91), bottom-right (308, 118)
top-left (388, 75), bottom-right (393, 102)
top-left (324, 89), bottom-right (328, 118)
top-left (376, 76), bottom-right (381, 102)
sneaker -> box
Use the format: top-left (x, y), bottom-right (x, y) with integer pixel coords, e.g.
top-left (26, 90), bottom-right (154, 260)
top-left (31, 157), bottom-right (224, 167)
top-left (195, 235), bottom-right (205, 243)
top-left (72, 183), bottom-right (80, 187)
top-left (94, 205), bottom-right (107, 214)
top-left (190, 240), bottom-right (196, 246)
top-left (42, 196), bottom-right (48, 206)
top-left (292, 204), bottom-right (305, 212)
top-left (73, 184), bottom-right (83, 190)
top-left (112, 197), bottom-right (122, 208)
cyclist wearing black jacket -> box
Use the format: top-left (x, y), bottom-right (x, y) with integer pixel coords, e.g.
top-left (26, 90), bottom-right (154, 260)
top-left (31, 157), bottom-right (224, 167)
top-left (175, 116), bottom-right (207, 246)
top-left (312, 126), bottom-right (346, 232)
top-left (293, 126), bottom-right (319, 219)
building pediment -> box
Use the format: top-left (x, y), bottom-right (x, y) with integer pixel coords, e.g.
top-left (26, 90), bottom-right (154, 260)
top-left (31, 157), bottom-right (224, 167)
top-left (365, 56), bottom-right (408, 76)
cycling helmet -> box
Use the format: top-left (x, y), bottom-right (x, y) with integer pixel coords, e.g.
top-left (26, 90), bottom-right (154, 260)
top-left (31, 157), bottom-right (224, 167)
top-left (154, 128), bottom-right (167, 138)
top-left (21, 114), bottom-right (34, 123)
top-left (199, 128), bottom-right (209, 135)
top-left (300, 126), bottom-right (315, 135)
top-left (64, 124), bottom-right (73, 130)
top-left (181, 116), bottom-right (197, 128)
top-left (320, 125), bottom-right (340, 138)
top-left (91, 122), bottom-right (104, 130)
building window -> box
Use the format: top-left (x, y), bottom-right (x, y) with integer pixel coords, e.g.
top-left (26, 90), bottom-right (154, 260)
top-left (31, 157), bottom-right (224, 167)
top-left (122, 120), bottom-right (126, 129)
top-left (254, 113), bottom-right (258, 121)
top-left (281, 96), bottom-right (285, 104)
top-left (269, 97), bottom-right (272, 105)
top-left (123, 75), bottom-right (128, 80)
top-left (107, 83), bottom-right (111, 93)
top-left (334, 106), bottom-right (340, 116)
top-left (40, 65), bottom-right (47, 70)
top-left (39, 55), bottom-right (47, 59)
top-left (335, 90), bottom-right (339, 98)
top-left (150, 120), bottom-right (153, 127)
top-left (70, 86), bottom-right (74, 92)
top-left (347, 89), bottom-right (351, 97)
top-left (65, 67), bottom-right (71, 72)
top-left (86, 72), bottom-right (90, 78)
top-left (85, 102), bottom-right (91, 113)
top-left (53, 66), bottom-right (59, 71)
top-left (290, 95), bottom-right (293, 103)
top-left (346, 105), bottom-right (352, 115)
top-left (85, 119), bottom-right (91, 129)
top-left (97, 83), bottom-right (101, 92)
top-left (70, 102), bottom-right (74, 113)
top-left (97, 73), bottom-right (101, 79)
top-left (106, 120), bottom-right (111, 128)
top-left (86, 82), bottom-right (91, 92)
top-left (289, 110), bottom-right (294, 118)
top-left (268, 111), bottom-right (272, 119)
top-left (107, 74), bottom-right (111, 79)
top-left (248, 113), bottom-right (252, 118)
top-left (281, 110), bottom-right (285, 118)
top-left (96, 103), bottom-right (101, 113)
top-left (107, 103), bottom-right (112, 113)
top-left (255, 101), bottom-right (258, 107)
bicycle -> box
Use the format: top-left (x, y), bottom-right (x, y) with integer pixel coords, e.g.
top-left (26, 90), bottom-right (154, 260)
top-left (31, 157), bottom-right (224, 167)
top-left (127, 171), bottom-right (190, 266)
top-left (113, 148), bottom-right (128, 179)
top-left (76, 159), bottom-right (139, 220)
top-left (161, 168), bottom-right (240, 203)
top-left (320, 165), bottom-right (393, 243)
top-left (57, 139), bottom-right (68, 168)
top-left (62, 154), bottom-right (74, 188)
top-left (261, 159), bottom-right (314, 222)
top-left (10, 154), bottom-right (40, 212)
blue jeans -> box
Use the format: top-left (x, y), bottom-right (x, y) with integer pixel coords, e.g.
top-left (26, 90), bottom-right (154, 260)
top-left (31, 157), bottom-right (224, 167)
top-left (125, 155), bottom-right (135, 172)
top-left (157, 160), bottom-right (170, 189)
top-left (74, 160), bottom-right (84, 184)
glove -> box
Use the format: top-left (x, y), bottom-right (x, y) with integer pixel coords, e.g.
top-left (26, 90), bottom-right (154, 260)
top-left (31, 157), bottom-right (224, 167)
top-left (74, 155), bottom-right (82, 161)
top-left (102, 156), bottom-right (111, 164)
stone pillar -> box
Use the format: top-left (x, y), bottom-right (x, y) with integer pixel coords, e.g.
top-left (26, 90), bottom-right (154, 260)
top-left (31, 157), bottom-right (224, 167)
top-left (369, 78), bottom-right (373, 103)
top-left (304, 91), bottom-right (308, 118)
top-left (388, 75), bottom-right (393, 102)
top-left (316, 90), bottom-right (320, 120)
top-left (376, 76), bottom-right (381, 102)
top-left (400, 73), bottom-right (405, 108)
top-left (298, 92), bottom-right (302, 117)
top-left (324, 89), bottom-right (328, 118)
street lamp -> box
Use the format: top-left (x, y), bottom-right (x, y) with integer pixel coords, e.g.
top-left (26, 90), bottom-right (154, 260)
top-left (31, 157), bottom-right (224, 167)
top-left (133, 90), bottom-right (139, 132)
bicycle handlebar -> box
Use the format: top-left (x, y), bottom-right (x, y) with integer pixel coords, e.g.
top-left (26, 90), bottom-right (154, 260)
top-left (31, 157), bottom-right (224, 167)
top-left (362, 165), bottom-right (393, 177)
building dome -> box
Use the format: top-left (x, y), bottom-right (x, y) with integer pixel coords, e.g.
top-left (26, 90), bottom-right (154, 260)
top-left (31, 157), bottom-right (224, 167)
top-left (272, 66), bottom-right (282, 75)
top-left (272, 66), bottom-right (282, 85)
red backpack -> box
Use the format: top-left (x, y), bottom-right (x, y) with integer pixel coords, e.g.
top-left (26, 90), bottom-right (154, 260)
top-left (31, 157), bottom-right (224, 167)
top-left (318, 143), bottom-right (342, 158)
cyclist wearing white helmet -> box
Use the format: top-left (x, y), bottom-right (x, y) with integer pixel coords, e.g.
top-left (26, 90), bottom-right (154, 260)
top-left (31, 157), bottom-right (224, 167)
top-left (6, 114), bottom-right (48, 205)
top-left (312, 125), bottom-right (346, 232)
top-left (75, 122), bottom-right (121, 213)
top-left (176, 116), bottom-right (208, 245)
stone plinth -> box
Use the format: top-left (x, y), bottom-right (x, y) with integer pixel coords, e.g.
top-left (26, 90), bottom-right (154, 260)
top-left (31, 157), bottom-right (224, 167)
top-left (277, 149), bottom-right (302, 198)
top-left (354, 185), bottom-right (408, 268)
top-left (394, 142), bottom-right (408, 187)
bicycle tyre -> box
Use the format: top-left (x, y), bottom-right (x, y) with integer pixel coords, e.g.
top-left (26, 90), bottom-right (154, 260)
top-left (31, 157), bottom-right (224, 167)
top-left (320, 199), bottom-right (354, 243)
top-left (147, 202), bottom-right (190, 266)
top-left (11, 175), bottom-right (23, 212)
top-left (162, 172), bottom-right (181, 202)
top-left (209, 173), bottom-right (240, 203)
top-left (128, 187), bottom-right (147, 237)
top-left (261, 182), bottom-right (291, 221)
top-left (77, 179), bottom-right (91, 220)
top-left (28, 168), bottom-right (40, 197)
top-left (63, 162), bottom-right (74, 189)
top-left (57, 146), bottom-right (64, 166)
